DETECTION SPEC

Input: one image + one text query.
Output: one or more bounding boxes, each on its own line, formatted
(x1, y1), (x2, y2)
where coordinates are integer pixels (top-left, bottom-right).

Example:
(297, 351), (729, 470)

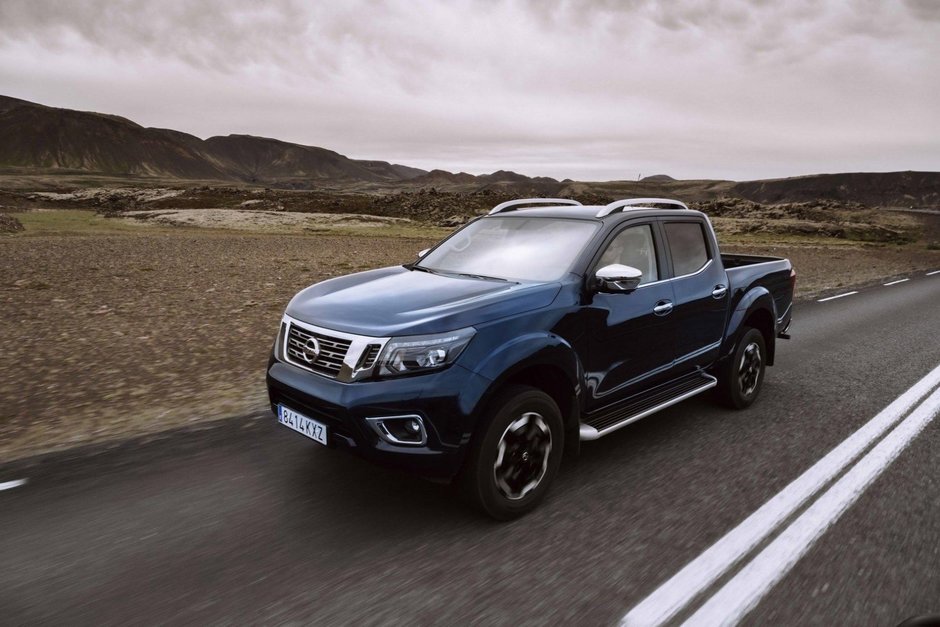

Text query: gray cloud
(0, 0), (937, 180)
(903, 0), (940, 21)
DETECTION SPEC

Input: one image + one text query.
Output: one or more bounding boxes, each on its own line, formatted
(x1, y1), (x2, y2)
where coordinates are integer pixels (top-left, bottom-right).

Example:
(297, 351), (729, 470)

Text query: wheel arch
(465, 335), (582, 461)
(722, 287), (778, 366)
(742, 307), (775, 366)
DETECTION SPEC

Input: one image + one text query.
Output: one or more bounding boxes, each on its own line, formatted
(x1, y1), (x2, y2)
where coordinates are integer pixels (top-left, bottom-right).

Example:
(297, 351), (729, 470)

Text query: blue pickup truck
(267, 198), (795, 518)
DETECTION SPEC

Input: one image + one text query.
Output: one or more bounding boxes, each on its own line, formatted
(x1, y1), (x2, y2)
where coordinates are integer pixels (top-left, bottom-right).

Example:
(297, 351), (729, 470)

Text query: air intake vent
(358, 344), (381, 370)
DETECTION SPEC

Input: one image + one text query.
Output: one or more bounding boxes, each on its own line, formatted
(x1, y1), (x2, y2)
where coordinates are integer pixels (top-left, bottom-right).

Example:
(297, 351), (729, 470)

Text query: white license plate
(277, 405), (328, 446)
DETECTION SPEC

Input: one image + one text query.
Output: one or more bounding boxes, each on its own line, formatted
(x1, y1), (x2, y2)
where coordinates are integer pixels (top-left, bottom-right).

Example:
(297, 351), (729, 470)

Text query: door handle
(653, 300), (673, 316)
(712, 285), (728, 299)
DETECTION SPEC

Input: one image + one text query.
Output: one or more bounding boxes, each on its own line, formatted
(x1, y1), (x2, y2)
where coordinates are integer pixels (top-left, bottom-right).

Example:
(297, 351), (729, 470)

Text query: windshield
(417, 216), (600, 282)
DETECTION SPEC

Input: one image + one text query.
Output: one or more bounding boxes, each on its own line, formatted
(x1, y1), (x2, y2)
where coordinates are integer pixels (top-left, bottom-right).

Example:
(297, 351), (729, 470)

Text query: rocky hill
(1, 94), (938, 206)
(202, 135), (391, 183)
(0, 95), (231, 180)
(0, 95), (427, 186)
(732, 171), (940, 208)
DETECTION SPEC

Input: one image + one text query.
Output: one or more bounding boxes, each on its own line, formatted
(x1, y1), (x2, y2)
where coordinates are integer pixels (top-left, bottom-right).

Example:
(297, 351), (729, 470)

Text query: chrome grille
(285, 323), (352, 378)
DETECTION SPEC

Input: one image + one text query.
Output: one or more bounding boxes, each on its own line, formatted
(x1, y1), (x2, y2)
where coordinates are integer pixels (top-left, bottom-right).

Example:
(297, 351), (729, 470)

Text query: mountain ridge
(1, 94), (938, 207)
(0, 95), (431, 185)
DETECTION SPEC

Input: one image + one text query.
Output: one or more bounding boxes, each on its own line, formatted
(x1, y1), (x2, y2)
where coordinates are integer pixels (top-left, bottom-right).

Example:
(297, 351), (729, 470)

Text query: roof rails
(488, 198), (583, 215)
(596, 198), (689, 218)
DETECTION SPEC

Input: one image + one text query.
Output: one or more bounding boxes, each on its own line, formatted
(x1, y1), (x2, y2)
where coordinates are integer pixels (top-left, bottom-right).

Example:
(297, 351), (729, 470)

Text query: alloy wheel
(492, 412), (552, 500)
(738, 341), (762, 397)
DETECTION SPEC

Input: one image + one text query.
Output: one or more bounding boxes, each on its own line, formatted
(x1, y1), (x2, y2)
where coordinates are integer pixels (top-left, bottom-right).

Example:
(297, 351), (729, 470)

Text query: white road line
(883, 278), (910, 286)
(621, 362), (940, 627)
(685, 385), (940, 626)
(0, 479), (28, 491)
(817, 291), (858, 302)
(927, 270), (940, 276)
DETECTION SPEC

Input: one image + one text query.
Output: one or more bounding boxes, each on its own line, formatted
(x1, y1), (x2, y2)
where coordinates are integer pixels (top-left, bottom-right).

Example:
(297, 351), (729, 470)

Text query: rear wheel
(463, 385), (563, 520)
(717, 327), (766, 409)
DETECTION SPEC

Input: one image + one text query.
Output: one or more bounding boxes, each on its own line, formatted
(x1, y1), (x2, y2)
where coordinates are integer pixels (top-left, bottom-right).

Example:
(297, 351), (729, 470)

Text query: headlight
(377, 327), (475, 376)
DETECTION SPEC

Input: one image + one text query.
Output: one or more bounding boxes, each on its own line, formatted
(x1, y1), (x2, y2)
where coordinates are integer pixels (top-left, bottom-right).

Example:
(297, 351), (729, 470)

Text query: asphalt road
(2, 272), (939, 626)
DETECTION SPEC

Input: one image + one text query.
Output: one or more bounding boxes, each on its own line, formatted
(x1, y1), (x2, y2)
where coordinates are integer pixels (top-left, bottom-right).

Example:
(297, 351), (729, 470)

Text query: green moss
(13, 210), (173, 236)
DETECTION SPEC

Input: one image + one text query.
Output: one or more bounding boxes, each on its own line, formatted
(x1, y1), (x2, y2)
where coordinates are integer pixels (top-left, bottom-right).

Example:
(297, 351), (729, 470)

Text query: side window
(597, 224), (659, 285)
(664, 222), (710, 276)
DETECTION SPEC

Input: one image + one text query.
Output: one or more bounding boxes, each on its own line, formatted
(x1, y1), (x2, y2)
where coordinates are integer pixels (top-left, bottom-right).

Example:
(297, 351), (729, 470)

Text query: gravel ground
(1, 230), (436, 462)
(2, 219), (938, 462)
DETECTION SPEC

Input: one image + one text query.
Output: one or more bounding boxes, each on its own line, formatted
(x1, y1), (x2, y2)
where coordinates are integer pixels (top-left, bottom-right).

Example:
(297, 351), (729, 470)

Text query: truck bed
(722, 254), (794, 328)
(721, 253), (786, 269)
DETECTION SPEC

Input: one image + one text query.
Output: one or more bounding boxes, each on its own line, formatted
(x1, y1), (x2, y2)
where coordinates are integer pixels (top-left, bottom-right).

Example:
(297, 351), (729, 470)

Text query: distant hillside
(355, 160), (426, 181)
(203, 135), (388, 183)
(732, 171), (940, 207)
(0, 95), (231, 180)
(0, 95), (428, 185)
(408, 169), (479, 186)
(1, 94), (938, 205)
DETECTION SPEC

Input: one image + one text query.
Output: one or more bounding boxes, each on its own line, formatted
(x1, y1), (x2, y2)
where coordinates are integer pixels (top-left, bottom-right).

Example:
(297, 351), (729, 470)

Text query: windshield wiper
(454, 273), (510, 282)
(412, 266), (510, 282)
(410, 265), (441, 275)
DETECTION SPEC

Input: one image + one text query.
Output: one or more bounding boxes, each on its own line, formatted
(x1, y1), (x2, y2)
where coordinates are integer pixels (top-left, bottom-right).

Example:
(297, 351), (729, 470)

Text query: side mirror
(596, 264), (643, 293)
(417, 248), (430, 258)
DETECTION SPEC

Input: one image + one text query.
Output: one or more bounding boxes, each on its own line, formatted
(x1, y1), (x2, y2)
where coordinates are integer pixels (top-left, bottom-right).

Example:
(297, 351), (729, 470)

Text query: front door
(585, 223), (678, 409)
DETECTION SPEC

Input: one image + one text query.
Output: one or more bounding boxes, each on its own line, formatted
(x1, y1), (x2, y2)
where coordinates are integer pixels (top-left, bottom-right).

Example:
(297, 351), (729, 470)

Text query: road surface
(2, 271), (939, 626)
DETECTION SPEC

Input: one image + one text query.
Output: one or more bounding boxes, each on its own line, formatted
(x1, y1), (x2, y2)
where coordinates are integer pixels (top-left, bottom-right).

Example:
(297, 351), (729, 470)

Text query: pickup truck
(267, 198), (795, 519)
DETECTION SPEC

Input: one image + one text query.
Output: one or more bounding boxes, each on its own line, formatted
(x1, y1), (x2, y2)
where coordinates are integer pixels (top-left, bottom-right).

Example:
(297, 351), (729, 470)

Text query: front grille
(285, 323), (352, 378)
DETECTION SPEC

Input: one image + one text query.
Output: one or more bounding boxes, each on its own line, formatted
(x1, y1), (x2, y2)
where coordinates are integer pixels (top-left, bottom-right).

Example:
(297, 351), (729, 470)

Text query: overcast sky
(0, 0), (937, 181)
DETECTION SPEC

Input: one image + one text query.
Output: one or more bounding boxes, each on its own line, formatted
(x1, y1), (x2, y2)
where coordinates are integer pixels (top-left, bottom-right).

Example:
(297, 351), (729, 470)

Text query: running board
(579, 373), (717, 441)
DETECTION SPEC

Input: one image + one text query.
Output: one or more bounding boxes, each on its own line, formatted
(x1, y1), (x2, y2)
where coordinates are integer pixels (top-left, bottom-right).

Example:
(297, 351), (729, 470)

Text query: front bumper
(266, 356), (492, 481)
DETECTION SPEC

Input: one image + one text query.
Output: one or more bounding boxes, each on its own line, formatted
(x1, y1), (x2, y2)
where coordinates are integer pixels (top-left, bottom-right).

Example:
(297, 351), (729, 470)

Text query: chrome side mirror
(417, 248), (430, 258)
(596, 264), (643, 293)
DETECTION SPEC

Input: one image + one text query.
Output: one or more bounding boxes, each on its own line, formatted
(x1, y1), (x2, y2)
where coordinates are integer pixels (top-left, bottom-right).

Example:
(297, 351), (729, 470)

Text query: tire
(716, 327), (766, 409)
(463, 385), (564, 520)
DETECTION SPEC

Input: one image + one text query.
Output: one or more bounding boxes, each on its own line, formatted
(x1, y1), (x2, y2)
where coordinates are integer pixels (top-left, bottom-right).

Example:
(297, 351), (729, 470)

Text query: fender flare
(460, 332), (583, 432)
(721, 287), (778, 365)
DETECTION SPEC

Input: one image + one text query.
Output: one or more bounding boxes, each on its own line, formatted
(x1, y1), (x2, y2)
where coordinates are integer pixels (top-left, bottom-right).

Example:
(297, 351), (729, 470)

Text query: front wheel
(463, 385), (563, 520)
(717, 327), (766, 409)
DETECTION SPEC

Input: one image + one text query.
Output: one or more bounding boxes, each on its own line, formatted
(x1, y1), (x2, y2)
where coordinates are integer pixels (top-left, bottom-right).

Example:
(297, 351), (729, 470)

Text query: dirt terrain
(1, 216), (440, 462)
(2, 193), (939, 463)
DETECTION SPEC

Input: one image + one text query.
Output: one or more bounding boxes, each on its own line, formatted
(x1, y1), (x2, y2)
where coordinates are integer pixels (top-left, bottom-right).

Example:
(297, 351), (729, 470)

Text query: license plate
(277, 405), (328, 446)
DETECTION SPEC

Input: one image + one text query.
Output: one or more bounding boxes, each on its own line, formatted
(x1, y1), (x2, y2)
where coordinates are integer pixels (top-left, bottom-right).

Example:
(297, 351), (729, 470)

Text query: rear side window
(664, 222), (710, 276)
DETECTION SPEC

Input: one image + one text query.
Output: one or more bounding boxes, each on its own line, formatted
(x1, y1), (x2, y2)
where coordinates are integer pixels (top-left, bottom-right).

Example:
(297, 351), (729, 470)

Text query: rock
(0, 213), (25, 233)
(439, 215), (467, 227)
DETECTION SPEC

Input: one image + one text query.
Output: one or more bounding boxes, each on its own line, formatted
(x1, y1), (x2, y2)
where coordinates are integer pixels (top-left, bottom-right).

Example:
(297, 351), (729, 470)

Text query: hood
(285, 266), (561, 337)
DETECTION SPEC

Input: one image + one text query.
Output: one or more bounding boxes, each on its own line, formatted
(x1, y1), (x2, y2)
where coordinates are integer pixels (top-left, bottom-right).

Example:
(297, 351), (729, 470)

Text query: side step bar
(579, 373), (717, 441)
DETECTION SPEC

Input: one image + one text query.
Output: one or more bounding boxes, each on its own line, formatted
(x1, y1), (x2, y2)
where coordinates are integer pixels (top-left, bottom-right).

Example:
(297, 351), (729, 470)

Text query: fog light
(366, 415), (427, 446)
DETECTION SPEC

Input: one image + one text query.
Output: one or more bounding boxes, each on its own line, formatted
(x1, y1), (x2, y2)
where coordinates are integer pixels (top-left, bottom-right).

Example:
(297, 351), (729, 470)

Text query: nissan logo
(301, 337), (321, 363)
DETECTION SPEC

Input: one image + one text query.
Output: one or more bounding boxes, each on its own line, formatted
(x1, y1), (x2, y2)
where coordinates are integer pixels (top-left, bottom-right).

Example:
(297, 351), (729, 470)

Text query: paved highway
(2, 271), (939, 626)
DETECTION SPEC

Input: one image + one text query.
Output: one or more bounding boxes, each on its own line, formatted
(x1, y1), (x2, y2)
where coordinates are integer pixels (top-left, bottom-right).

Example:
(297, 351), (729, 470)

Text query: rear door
(585, 221), (678, 407)
(661, 219), (728, 370)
